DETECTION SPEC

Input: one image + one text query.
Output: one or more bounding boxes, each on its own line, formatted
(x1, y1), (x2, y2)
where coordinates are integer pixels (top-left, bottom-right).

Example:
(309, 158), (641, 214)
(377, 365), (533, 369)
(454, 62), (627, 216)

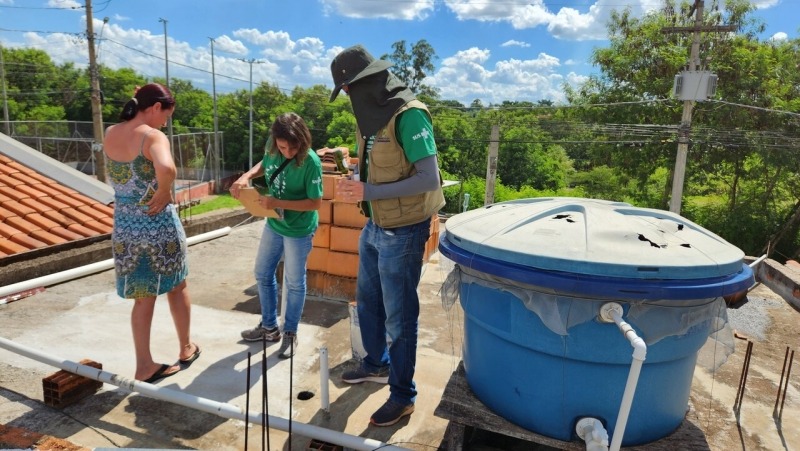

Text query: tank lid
(442, 198), (746, 280)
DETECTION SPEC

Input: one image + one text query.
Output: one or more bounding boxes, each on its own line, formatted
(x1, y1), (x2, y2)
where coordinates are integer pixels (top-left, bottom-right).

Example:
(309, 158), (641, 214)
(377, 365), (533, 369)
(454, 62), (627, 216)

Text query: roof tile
(0, 222), (23, 238)
(49, 226), (84, 241)
(5, 216), (39, 234)
(4, 200), (37, 217)
(1, 146), (116, 259)
(30, 229), (68, 246)
(37, 197), (71, 211)
(25, 213), (60, 231)
(54, 194), (85, 209)
(42, 210), (76, 226)
(16, 184), (48, 199)
(0, 185), (25, 202)
(61, 207), (93, 224)
(0, 238), (27, 254)
(10, 233), (46, 250)
(84, 220), (113, 235)
(67, 223), (100, 237)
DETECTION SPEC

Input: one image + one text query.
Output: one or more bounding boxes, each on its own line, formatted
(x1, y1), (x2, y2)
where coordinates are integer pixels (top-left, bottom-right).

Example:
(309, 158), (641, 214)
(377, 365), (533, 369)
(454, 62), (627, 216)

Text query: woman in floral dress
(103, 83), (200, 383)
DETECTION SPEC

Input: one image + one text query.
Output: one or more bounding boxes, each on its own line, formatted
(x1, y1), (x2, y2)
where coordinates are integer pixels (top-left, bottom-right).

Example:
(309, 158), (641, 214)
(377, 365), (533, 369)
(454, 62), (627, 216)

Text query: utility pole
(240, 58), (263, 169)
(484, 125), (499, 206)
(159, 17), (178, 201)
(662, 0), (734, 213)
(86, 0), (106, 182)
(159, 18), (174, 159)
(0, 43), (10, 135)
(209, 38), (221, 192)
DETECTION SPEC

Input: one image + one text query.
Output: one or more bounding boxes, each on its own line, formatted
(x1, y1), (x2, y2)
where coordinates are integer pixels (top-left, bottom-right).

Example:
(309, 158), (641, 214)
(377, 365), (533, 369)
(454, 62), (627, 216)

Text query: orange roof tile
(30, 229), (69, 246)
(0, 143), (116, 258)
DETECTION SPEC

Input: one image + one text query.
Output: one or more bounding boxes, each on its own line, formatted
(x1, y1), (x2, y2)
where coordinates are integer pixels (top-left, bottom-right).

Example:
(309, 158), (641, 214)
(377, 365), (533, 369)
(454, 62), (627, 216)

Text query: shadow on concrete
(4, 388), (134, 449)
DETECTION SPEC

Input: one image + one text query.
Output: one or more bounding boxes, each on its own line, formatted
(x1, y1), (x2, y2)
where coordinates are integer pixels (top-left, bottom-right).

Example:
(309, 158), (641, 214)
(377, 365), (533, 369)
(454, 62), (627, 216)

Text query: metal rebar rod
(774, 347), (790, 416)
(735, 341), (754, 414)
(778, 350), (794, 419)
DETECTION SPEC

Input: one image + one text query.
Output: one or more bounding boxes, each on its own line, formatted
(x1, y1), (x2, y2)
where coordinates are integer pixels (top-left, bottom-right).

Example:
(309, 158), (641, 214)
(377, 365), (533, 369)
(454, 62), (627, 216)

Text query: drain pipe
(0, 227), (231, 298)
(319, 347), (330, 412)
(575, 417), (609, 451)
(0, 336), (404, 451)
(599, 302), (647, 451)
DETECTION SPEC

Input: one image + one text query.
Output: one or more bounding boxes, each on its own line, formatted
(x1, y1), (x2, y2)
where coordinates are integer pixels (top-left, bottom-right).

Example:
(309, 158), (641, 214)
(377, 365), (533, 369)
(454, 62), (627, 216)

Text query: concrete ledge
(754, 258), (800, 311)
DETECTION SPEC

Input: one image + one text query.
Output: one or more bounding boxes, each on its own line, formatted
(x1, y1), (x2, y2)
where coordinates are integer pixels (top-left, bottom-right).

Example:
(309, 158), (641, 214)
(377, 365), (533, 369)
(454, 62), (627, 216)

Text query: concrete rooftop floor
(0, 216), (799, 450)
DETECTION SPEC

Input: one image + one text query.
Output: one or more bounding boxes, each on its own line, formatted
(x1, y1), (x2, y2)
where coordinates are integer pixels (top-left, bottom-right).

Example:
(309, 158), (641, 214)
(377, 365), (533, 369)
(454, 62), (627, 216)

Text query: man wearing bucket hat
(330, 44), (445, 427)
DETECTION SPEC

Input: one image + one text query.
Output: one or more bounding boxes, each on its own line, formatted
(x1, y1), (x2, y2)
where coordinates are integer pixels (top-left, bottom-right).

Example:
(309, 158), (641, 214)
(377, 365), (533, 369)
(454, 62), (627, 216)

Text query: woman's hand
(229, 177), (249, 199)
(147, 188), (174, 216)
(258, 195), (275, 209)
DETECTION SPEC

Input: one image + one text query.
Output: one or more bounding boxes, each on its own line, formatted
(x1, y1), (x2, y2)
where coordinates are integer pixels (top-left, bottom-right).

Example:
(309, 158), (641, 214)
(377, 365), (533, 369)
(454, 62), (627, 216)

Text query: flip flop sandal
(143, 363), (178, 384)
(179, 343), (201, 365)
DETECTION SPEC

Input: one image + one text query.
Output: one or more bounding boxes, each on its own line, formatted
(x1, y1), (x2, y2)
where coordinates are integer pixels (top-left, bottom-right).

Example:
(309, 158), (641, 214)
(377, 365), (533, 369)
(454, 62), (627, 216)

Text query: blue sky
(0, 0), (796, 105)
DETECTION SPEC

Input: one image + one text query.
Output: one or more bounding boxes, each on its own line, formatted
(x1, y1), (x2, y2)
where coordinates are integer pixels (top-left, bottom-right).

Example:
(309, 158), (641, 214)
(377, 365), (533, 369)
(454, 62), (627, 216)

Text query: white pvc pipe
(319, 346), (330, 412)
(0, 336), (405, 451)
(600, 302), (647, 451)
(748, 254), (767, 269)
(0, 227), (231, 298)
(575, 417), (609, 451)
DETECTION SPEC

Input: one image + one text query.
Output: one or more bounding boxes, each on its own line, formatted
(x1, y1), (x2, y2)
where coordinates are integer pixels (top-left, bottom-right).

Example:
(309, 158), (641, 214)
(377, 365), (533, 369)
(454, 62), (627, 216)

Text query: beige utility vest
(356, 100), (446, 228)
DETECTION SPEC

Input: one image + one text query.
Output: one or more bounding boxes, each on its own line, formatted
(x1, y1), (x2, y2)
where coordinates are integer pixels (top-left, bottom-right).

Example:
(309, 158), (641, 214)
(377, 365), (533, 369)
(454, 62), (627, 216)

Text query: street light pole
(239, 58), (263, 169)
(209, 38), (221, 192)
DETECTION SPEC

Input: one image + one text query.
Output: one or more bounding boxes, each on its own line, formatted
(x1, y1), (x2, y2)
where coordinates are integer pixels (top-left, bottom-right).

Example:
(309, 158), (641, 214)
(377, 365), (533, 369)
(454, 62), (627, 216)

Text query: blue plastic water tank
(439, 198), (754, 446)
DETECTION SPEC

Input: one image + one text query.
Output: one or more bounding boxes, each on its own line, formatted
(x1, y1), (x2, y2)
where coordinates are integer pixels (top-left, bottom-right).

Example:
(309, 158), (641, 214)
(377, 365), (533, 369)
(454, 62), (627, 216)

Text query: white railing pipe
(0, 335), (404, 451)
(599, 302), (647, 451)
(0, 227), (231, 298)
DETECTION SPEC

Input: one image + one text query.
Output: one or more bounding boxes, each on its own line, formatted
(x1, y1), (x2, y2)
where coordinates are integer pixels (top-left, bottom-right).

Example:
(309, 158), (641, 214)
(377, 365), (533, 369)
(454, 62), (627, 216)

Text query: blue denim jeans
(254, 223), (313, 333)
(356, 218), (430, 405)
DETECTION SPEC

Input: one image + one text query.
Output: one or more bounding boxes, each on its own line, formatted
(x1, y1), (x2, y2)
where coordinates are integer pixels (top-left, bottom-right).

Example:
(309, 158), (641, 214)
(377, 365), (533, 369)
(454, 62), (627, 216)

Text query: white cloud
(0, 0), (14, 5)
(752, 0), (780, 8)
(320, 0), (434, 20)
(426, 47), (570, 104)
(771, 32), (788, 41)
(443, 0), (661, 41)
(501, 40), (530, 48)
(46, 0), (81, 9)
(213, 35), (248, 56)
(112, 14), (130, 22)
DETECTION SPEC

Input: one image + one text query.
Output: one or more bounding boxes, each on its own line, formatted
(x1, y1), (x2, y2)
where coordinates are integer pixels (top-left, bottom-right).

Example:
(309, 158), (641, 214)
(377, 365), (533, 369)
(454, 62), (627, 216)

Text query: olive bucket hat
(329, 45), (392, 102)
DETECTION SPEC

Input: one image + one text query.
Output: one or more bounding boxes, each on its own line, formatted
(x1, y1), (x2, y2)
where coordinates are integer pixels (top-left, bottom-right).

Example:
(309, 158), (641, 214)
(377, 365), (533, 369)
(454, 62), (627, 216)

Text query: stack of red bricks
(304, 173), (440, 301)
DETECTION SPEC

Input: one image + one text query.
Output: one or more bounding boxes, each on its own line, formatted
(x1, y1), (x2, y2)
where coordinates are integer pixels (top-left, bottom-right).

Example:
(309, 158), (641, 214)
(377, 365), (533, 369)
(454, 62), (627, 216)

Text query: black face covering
(347, 71), (417, 139)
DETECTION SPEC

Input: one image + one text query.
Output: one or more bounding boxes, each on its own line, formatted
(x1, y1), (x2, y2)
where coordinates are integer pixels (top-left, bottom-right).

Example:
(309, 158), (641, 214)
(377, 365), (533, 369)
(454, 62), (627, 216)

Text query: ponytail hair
(119, 83), (176, 121)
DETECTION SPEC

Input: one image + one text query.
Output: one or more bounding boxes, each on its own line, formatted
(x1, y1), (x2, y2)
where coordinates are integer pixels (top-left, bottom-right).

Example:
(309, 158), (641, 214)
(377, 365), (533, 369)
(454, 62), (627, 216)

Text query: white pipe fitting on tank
(576, 417), (609, 451)
(599, 302), (648, 451)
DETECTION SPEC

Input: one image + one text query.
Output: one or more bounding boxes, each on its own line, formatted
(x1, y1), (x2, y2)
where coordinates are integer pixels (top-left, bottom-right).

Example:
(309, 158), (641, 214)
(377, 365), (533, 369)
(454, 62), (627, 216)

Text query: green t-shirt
(261, 150), (323, 237)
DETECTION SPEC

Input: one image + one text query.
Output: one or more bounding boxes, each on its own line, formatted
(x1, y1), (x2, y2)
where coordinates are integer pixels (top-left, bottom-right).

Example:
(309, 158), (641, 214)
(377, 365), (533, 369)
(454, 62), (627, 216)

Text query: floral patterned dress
(107, 130), (187, 299)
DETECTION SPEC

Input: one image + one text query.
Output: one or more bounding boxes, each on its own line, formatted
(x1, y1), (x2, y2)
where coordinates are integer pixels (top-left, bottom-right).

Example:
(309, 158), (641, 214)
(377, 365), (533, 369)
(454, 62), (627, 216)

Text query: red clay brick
(84, 220), (112, 235)
(15, 184), (48, 199)
(0, 222), (23, 238)
(23, 213), (60, 231)
(5, 215), (39, 233)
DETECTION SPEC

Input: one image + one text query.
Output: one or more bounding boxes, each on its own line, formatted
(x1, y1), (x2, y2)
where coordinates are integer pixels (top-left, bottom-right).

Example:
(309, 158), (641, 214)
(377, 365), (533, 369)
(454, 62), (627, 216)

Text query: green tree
(382, 39), (438, 97)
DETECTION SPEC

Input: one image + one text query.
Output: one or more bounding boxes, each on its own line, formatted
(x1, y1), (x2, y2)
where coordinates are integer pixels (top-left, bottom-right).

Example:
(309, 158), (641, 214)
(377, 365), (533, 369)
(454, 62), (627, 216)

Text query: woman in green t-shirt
(229, 113), (323, 358)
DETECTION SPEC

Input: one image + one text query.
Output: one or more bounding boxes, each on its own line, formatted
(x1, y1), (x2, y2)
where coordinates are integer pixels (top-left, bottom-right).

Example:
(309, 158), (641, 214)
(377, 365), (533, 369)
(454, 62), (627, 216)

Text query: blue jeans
(254, 223), (313, 333)
(356, 218), (430, 405)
